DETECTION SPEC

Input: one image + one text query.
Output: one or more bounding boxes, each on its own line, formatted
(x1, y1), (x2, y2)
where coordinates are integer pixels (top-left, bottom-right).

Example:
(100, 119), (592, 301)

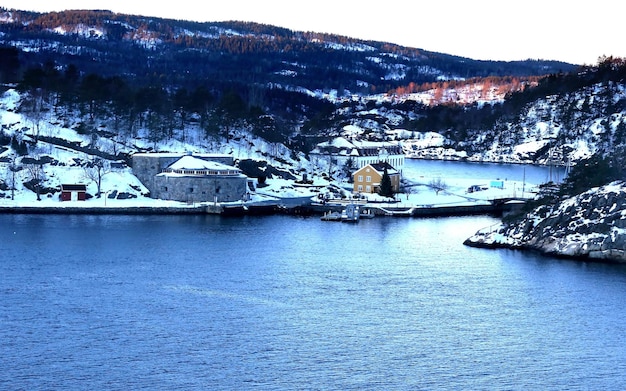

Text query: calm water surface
(1, 212), (626, 390)
(403, 158), (567, 185)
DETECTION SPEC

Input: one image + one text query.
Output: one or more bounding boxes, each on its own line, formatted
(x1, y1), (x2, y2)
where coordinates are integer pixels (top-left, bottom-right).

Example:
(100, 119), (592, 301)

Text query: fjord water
(3, 213), (626, 390)
(2, 162), (625, 390)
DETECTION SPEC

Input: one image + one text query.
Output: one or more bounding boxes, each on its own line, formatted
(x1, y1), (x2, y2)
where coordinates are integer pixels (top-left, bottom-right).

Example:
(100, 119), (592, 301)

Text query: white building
(310, 137), (405, 172)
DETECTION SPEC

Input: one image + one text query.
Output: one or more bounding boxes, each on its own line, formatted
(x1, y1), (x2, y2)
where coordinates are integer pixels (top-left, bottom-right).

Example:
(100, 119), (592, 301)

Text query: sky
(2, 0), (624, 65)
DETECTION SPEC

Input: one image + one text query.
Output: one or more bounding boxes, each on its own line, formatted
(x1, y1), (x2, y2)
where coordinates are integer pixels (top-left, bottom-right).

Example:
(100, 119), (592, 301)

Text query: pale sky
(2, 0), (623, 65)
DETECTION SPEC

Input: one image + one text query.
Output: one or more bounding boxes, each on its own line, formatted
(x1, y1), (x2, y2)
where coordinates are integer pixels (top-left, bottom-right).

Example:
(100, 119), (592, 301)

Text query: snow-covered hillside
(0, 86), (551, 209)
(0, 8), (576, 103)
(477, 81), (626, 164)
(2, 69), (625, 207)
(335, 77), (626, 167)
(0, 88), (326, 205)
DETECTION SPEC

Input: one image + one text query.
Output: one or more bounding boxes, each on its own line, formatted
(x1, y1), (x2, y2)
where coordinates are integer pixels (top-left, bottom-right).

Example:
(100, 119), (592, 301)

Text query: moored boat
(321, 211), (343, 221)
(340, 204), (360, 223)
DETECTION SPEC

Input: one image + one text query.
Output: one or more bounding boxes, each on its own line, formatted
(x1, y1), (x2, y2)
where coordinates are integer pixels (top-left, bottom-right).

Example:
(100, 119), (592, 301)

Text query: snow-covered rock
(464, 181), (626, 262)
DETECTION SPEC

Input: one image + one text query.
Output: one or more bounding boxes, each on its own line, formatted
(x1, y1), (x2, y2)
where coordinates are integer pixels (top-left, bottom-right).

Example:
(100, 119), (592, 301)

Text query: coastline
(463, 237), (626, 264)
(0, 198), (516, 217)
(0, 205), (210, 215)
(0, 175), (534, 217)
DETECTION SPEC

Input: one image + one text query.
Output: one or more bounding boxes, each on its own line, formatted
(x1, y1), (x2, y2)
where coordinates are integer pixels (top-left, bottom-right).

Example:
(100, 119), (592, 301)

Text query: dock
(0, 196), (527, 218)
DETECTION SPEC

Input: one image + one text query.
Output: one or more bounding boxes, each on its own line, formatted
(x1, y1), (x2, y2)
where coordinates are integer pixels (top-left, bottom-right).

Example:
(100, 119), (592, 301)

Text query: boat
(359, 209), (375, 219)
(320, 211), (343, 221)
(321, 204), (371, 222)
(340, 204), (360, 223)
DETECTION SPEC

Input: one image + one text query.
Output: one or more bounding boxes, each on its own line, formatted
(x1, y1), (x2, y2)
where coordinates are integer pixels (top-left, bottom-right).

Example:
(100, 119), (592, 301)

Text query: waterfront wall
(153, 174), (248, 203)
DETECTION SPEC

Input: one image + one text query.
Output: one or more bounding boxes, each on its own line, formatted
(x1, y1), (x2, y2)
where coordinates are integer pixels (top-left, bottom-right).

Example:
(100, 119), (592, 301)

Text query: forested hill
(0, 8), (576, 94)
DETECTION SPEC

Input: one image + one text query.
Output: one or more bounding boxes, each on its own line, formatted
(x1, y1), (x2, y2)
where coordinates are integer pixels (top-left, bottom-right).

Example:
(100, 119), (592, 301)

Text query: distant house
(352, 162), (401, 194)
(60, 184), (87, 201)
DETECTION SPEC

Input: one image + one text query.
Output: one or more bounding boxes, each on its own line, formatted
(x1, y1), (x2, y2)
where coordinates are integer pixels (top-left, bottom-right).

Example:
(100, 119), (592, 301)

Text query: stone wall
(153, 174), (248, 203)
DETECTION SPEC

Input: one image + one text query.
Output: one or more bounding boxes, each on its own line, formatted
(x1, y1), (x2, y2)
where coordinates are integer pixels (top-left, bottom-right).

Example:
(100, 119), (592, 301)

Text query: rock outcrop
(465, 181), (626, 262)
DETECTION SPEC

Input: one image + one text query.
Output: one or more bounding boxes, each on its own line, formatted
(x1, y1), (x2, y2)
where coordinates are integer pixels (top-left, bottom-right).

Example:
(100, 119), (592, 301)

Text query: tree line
(12, 59), (338, 153)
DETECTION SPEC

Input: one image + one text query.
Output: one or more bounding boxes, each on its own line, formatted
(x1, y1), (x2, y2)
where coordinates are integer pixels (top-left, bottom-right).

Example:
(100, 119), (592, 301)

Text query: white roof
(133, 152), (230, 158)
(167, 155), (238, 171)
(316, 137), (399, 150)
(316, 137), (356, 149)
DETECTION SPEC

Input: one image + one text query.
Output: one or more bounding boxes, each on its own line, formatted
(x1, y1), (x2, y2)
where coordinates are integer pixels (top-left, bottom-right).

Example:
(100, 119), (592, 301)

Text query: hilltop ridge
(0, 8), (575, 93)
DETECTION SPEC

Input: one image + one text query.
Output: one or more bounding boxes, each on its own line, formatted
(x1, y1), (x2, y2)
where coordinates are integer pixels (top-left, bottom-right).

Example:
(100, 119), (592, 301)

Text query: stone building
(132, 153), (248, 203)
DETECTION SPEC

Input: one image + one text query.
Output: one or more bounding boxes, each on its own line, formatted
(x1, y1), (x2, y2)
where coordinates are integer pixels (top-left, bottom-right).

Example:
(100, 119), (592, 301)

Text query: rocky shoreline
(464, 181), (626, 263)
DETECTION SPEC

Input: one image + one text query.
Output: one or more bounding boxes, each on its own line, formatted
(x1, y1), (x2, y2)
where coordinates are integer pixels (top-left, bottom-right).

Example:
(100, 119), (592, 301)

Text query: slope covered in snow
(0, 88), (323, 206)
(0, 87), (542, 210)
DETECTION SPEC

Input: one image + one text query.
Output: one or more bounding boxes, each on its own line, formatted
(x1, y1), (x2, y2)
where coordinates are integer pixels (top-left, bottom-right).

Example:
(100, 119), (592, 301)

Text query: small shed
(60, 184), (87, 201)
(490, 180), (504, 189)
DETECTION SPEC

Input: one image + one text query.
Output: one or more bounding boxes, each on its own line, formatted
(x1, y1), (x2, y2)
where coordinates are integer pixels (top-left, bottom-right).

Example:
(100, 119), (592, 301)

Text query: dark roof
(369, 162), (398, 174)
(61, 184), (87, 191)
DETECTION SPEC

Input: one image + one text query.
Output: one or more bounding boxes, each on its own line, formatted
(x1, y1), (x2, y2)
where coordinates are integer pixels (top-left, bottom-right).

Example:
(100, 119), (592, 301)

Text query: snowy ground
(0, 169), (538, 211)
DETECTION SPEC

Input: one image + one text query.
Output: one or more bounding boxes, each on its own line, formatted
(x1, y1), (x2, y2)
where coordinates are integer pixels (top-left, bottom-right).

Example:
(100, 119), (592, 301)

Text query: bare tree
(429, 177), (449, 195)
(26, 161), (45, 201)
(83, 158), (110, 198)
(401, 184), (416, 200)
(19, 89), (46, 142)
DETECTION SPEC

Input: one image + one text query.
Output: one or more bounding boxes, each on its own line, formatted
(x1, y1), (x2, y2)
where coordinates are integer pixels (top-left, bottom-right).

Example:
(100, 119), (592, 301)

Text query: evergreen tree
(343, 156), (356, 181)
(10, 135), (19, 151)
(379, 166), (394, 197)
(11, 136), (28, 155)
(558, 152), (618, 197)
(0, 46), (21, 84)
(0, 131), (10, 146)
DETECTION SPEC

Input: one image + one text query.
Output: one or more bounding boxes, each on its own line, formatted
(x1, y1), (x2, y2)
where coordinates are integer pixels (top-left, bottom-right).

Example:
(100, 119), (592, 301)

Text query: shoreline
(463, 237), (626, 264)
(0, 205), (210, 215)
(0, 199), (515, 217)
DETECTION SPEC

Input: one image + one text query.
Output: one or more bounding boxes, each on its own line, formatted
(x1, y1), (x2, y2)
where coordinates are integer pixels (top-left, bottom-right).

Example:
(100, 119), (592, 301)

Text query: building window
(164, 186), (168, 191)
(358, 185), (363, 192)
(358, 175), (363, 182)
(366, 176), (371, 182)
(188, 187), (194, 193)
(366, 185), (371, 193)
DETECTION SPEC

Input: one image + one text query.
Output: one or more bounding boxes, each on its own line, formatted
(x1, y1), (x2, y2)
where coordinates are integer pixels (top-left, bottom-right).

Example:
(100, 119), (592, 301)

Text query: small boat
(340, 204), (360, 223)
(359, 209), (375, 219)
(321, 204), (369, 222)
(321, 211), (342, 221)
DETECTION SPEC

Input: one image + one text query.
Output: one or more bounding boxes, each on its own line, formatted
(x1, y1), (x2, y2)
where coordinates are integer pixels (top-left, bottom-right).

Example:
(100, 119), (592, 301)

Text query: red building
(60, 184), (87, 201)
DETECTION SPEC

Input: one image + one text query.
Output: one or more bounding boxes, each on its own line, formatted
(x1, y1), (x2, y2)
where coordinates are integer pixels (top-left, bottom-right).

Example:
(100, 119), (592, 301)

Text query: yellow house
(352, 162), (401, 194)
